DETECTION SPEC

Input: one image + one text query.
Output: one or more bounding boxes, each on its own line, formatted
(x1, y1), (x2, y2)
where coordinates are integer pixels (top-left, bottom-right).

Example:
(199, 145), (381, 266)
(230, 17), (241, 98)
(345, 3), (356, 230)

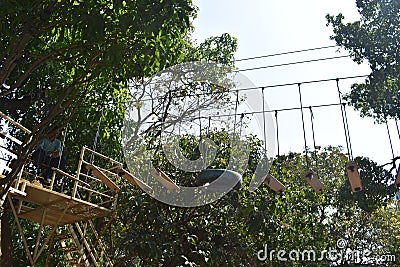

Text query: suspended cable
(261, 88), (267, 153)
(71, 75), (371, 109)
(274, 110), (282, 176)
(297, 83), (310, 168)
(139, 102), (345, 126)
(395, 120), (400, 141)
(90, 108), (104, 164)
(336, 79), (353, 161)
(238, 55), (349, 72)
(235, 45), (338, 62)
(309, 106), (319, 175)
(386, 122), (396, 164)
(233, 90), (239, 135)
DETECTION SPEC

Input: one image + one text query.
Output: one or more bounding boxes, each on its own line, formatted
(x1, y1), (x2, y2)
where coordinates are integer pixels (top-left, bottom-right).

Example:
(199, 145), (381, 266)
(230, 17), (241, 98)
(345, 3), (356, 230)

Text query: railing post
(73, 147), (86, 198)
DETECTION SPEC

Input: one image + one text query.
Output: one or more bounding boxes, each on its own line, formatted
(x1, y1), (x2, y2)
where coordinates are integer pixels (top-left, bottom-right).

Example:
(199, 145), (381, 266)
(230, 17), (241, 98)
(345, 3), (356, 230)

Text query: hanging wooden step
(150, 168), (180, 190)
(85, 164), (120, 192)
(346, 162), (362, 192)
(303, 170), (324, 193)
(117, 168), (152, 190)
(262, 174), (285, 194)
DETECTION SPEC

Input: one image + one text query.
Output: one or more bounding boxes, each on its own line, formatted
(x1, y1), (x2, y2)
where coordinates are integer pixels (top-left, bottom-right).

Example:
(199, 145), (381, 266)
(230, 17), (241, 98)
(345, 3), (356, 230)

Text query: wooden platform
(9, 182), (111, 226)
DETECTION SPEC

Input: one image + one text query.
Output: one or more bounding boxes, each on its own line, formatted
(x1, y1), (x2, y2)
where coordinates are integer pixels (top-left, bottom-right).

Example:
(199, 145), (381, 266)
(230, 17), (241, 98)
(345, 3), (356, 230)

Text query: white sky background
(191, 0), (400, 167)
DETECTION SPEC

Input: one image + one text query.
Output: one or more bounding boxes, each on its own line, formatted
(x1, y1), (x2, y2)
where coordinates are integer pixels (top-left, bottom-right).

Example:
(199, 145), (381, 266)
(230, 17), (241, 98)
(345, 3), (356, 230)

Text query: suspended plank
(85, 164), (120, 192)
(303, 170), (324, 193)
(117, 168), (152, 191)
(346, 162), (362, 192)
(150, 168), (180, 190)
(262, 174), (285, 194)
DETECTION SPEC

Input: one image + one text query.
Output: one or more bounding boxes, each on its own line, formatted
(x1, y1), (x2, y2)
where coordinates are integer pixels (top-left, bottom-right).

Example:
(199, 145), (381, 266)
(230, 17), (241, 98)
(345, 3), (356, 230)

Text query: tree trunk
(0, 212), (13, 267)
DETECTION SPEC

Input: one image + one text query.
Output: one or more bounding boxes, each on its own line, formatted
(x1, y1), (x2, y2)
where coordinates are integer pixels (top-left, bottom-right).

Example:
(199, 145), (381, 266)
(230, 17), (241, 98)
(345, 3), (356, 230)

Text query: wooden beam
(150, 168), (180, 190)
(303, 170), (324, 193)
(117, 168), (152, 191)
(85, 164), (120, 192)
(83, 147), (122, 165)
(262, 174), (285, 194)
(346, 162), (362, 192)
(0, 111), (31, 134)
(0, 129), (22, 145)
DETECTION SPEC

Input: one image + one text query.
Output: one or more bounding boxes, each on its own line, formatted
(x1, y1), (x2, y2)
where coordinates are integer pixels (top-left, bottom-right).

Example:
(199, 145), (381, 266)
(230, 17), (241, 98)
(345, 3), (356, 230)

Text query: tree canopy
(326, 0), (400, 122)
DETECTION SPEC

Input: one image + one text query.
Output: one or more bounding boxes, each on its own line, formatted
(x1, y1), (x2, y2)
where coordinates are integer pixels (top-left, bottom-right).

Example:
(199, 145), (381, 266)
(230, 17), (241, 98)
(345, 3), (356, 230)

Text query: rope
(309, 107), (319, 174)
(261, 88), (267, 153)
(235, 45), (338, 62)
(90, 108), (104, 164)
(336, 79), (353, 161)
(275, 111), (280, 157)
(395, 120), (400, 141)
(238, 55), (349, 72)
(298, 84), (310, 168)
(342, 103), (353, 159)
(386, 122), (396, 168)
(233, 90), (239, 136)
(275, 110), (282, 175)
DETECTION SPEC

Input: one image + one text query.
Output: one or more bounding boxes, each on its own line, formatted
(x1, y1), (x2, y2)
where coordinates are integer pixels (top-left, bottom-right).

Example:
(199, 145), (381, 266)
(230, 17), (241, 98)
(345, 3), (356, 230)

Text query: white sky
(191, 0), (399, 167)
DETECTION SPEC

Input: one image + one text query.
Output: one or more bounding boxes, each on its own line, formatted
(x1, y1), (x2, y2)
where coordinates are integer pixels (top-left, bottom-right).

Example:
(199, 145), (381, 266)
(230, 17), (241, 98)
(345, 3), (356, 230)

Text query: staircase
(57, 220), (113, 267)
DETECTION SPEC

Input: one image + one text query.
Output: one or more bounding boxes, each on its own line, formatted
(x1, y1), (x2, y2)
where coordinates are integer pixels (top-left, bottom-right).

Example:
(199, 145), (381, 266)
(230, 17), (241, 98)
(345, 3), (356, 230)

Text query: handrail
(83, 147), (122, 165)
(51, 168), (91, 187)
(0, 111), (31, 134)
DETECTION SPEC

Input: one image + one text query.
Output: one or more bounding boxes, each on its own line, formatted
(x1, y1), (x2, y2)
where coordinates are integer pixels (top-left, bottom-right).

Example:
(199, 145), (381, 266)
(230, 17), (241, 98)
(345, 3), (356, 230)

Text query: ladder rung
(67, 258), (84, 265)
(56, 233), (73, 241)
(60, 246), (79, 253)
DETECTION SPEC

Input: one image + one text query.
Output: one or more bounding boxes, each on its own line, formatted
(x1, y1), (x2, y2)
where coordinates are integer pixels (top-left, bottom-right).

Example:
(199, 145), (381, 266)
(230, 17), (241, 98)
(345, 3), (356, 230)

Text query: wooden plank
(263, 174), (285, 194)
(83, 147), (122, 165)
(0, 146), (17, 159)
(16, 198), (111, 226)
(0, 162), (12, 173)
(0, 130), (22, 145)
(150, 168), (180, 190)
(117, 168), (152, 190)
(52, 167), (90, 187)
(0, 111), (31, 134)
(303, 170), (324, 193)
(85, 164), (120, 192)
(346, 162), (362, 192)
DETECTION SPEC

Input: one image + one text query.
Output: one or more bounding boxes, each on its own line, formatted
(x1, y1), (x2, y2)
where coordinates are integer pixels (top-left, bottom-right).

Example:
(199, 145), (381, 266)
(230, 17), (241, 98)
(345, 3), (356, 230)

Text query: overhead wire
(336, 79), (353, 161)
(238, 55), (349, 72)
(297, 84), (310, 168)
(123, 74), (369, 105)
(235, 45), (338, 62)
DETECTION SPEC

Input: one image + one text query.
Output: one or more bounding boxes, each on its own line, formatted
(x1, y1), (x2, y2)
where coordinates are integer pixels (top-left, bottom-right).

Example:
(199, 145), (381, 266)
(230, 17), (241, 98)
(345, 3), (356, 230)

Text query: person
(32, 126), (66, 184)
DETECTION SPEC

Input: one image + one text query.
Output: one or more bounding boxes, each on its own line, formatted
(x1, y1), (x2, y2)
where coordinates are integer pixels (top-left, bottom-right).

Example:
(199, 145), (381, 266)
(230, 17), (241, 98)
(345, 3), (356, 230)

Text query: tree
(326, 0), (400, 122)
(111, 128), (400, 266)
(0, 0), (239, 265)
(0, 0), (198, 191)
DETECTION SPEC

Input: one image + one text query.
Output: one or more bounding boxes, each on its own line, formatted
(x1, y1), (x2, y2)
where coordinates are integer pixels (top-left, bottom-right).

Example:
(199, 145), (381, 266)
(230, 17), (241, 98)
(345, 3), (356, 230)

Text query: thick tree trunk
(0, 212), (13, 267)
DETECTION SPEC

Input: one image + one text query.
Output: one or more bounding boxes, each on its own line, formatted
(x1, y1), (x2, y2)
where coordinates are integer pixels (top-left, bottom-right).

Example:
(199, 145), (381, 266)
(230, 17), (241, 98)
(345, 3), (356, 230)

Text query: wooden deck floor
(9, 181), (111, 226)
